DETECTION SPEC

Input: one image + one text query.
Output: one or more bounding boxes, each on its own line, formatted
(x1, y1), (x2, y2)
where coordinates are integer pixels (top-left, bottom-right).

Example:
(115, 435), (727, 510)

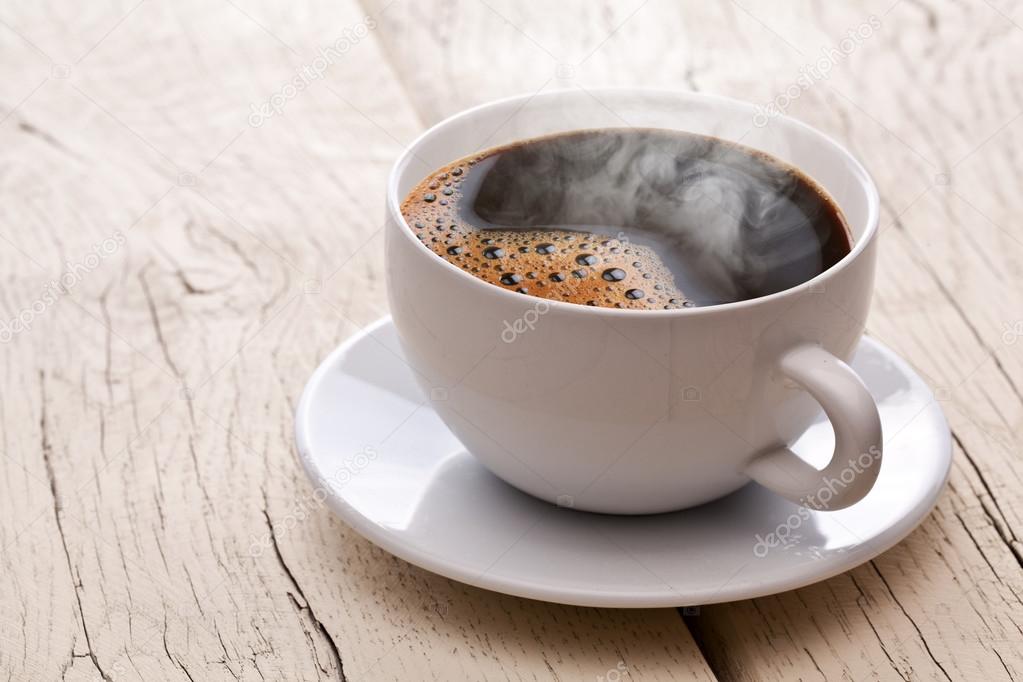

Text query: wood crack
(882, 195), (1023, 407)
(869, 561), (953, 681)
(849, 573), (911, 681)
(678, 609), (729, 682)
(802, 647), (825, 680)
(952, 511), (1023, 609)
(351, 0), (435, 128)
(138, 264), (183, 381)
(16, 120), (83, 161)
(261, 503), (346, 681)
(163, 613), (198, 682)
(993, 649), (1015, 681)
(40, 371), (112, 682)
(954, 432), (1023, 571)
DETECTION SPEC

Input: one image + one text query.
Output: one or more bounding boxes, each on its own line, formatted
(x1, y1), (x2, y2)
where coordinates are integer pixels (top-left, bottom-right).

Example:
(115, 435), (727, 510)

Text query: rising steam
(467, 129), (840, 304)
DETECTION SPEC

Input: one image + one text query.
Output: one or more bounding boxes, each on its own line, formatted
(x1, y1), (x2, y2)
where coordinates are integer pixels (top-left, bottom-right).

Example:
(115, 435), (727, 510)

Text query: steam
(468, 129), (834, 304)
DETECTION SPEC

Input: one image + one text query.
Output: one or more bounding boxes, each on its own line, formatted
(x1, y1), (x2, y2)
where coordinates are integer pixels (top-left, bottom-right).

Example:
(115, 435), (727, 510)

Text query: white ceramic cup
(385, 89), (881, 515)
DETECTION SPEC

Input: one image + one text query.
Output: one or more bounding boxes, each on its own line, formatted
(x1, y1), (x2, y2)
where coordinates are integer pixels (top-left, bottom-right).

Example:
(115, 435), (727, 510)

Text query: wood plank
(0, 0), (715, 679)
(365, 0), (1023, 679)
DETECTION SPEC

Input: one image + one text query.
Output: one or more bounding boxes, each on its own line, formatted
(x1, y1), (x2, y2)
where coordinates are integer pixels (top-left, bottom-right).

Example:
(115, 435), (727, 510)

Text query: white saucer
(295, 317), (951, 608)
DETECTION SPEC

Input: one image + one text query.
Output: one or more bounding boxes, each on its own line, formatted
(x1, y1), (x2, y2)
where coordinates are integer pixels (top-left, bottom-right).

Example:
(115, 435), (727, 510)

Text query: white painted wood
(2, 0), (1020, 678)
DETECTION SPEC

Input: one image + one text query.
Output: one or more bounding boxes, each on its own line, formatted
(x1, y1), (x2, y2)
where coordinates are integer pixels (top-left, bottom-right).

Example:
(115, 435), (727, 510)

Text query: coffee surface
(401, 129), (851, 310)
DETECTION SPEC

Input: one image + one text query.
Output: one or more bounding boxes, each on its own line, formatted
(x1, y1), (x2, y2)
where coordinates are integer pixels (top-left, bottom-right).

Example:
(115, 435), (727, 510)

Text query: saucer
(295, 317), (952, 608)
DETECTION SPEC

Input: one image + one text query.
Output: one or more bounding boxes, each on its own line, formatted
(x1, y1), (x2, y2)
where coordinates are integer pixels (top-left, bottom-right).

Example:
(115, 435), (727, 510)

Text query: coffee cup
(385, 88), (881, 514)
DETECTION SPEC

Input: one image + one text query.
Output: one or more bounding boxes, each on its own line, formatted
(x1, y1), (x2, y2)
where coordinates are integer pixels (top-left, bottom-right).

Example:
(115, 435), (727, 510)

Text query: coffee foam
(400, 160), (690, 310)
(400, 129), (850, 311)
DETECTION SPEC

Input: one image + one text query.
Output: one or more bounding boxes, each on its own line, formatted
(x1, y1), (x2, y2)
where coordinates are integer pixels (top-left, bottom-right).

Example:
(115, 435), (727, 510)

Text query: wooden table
(2, 0), (1020, 679)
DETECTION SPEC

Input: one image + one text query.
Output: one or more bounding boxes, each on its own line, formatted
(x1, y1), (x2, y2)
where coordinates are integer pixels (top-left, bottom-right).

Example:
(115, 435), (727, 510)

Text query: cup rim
(386, 87), (880, 318)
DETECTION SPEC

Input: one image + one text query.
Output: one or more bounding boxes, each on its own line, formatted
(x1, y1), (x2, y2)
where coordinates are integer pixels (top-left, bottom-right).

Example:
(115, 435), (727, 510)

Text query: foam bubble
(401, 167), (690, 309)
(399, 129), (849, 310)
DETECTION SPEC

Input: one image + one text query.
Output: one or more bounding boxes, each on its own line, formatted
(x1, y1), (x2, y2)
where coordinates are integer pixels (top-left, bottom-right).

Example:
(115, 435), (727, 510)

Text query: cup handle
(743, 344), (883, 511)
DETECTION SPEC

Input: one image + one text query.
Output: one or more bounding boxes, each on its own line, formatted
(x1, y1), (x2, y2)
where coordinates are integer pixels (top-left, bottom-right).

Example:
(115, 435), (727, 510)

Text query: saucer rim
(295, 316), (952, 608)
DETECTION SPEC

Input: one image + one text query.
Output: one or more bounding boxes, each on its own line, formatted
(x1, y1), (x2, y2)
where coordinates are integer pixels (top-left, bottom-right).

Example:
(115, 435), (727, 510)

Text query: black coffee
(401, 129), (851, 310)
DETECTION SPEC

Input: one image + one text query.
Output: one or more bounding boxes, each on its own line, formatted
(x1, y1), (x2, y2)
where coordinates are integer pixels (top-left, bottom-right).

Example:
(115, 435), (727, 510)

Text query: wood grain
(0, 0), (715, 680)
(365, 0), (1023, 680)
(1, 0), (1021, 679)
